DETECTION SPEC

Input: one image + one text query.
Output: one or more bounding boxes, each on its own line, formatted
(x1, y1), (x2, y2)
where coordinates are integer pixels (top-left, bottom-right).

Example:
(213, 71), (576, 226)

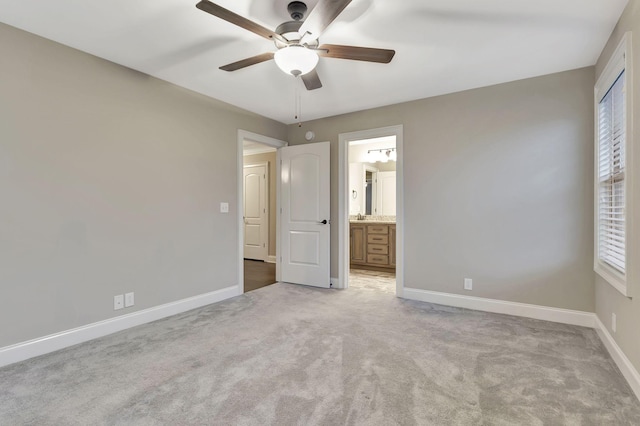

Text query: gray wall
(289, 67), (595, 312)
(0, 23), (287, 348)
(594, 0), (640, 375)
(243, 152), (277, 257)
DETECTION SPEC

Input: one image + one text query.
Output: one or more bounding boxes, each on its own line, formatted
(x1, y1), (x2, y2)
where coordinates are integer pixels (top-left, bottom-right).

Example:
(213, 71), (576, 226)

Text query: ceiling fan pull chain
(292, 78), (303, 127)
(297, 80), (303, 127)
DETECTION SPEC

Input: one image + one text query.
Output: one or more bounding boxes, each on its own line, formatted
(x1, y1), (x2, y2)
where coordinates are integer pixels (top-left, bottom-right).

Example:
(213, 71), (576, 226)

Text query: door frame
(338, 125), (404, 296)
(242, 161), (269, 261)
(237, 130), (287, 294)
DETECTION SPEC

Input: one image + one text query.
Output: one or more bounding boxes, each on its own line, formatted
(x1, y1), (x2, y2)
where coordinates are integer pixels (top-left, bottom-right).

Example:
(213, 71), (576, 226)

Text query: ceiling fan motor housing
(274, 20), (318, 48)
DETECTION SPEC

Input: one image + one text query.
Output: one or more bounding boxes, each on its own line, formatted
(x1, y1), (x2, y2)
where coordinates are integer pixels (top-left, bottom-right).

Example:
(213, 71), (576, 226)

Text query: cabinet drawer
(367, 234), (388, 245)
(367, 225), (388, 234)
(367, 254), (389, 265)
(367, 244), (389, 255)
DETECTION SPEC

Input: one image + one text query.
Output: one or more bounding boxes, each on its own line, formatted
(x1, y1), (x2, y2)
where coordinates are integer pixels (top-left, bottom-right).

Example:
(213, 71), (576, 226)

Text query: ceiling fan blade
(318, 44), (395, 63)
(219, 52), (275, 71)
(301, 69), (323, 90)
(299, 0), (353, 40)
(196, 1), (284, 43)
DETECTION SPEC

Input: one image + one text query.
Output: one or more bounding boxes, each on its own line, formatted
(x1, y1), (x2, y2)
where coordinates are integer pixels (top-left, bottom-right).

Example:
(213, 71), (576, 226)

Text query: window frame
(594, 32), (634, 297)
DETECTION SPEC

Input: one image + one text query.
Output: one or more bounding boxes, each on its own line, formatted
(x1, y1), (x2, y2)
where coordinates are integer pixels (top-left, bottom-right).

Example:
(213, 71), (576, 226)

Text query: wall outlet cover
(220, 202), (229, 213)
(114, 295), (124, 310)
(464, 278), (473, 291)
(125, 292), (135, 308)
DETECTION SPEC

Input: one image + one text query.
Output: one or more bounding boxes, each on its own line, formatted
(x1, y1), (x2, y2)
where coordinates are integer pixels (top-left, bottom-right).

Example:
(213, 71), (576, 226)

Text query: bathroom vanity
(350, 219), (396, 270)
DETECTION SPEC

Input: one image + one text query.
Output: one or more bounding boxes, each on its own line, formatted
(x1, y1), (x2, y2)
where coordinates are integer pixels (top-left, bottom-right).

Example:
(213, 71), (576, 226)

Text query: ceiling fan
(196, 0), (396, 90)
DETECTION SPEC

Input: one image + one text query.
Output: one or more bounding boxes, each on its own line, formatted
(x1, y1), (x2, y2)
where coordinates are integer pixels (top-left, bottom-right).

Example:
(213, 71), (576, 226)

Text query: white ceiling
(0, 0), (627, 124)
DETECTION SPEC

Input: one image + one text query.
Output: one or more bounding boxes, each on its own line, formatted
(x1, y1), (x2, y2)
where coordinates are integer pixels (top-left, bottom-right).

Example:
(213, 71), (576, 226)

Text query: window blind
(597, 70), (626, 274)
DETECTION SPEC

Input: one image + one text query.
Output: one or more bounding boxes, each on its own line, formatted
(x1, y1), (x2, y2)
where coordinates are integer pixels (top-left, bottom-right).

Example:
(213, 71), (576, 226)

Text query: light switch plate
(125, 292), (135, 308)
(220, 202), (229, 213)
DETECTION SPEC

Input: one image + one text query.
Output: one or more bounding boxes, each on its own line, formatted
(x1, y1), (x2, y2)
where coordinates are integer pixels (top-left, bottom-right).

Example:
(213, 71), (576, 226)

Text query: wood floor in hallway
(244, 259), (276, 293)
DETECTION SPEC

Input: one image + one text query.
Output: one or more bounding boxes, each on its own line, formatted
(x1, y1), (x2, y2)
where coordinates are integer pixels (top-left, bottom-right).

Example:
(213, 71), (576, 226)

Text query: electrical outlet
(125, 292), (135, 308)
(464, 278), (473, 291)
(612, 313), (617, 333)
(114, 295), (124, 310)
(220, 202), (229, 213)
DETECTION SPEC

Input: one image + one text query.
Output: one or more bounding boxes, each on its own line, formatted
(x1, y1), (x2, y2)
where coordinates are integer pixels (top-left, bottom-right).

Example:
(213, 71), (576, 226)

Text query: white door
(280, 142), (331, 288)
(243, 164), (268, 261)
(376, 171), (396, 216)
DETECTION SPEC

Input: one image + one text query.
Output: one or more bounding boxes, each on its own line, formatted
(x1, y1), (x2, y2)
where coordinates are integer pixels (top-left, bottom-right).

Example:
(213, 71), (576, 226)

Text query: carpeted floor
(1, 280), (639, 425)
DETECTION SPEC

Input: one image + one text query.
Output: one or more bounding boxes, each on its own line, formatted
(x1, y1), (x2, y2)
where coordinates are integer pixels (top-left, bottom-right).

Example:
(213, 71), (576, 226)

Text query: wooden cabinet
(350, 222), (396, 270)
(350, 223), (367, 265)
(389, 225), (396, 267)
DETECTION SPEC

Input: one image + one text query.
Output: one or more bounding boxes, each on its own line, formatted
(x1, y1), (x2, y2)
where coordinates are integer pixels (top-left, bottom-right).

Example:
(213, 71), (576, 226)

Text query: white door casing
(237, 130), (287, 295)
(338, 125), (403, 295)
(280, 142), (331, 288)
(243, 163), (268, 261)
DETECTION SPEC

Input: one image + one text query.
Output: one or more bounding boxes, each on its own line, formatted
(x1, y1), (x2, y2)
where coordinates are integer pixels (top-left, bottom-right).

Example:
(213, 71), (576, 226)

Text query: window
(594, 32), (633, 296)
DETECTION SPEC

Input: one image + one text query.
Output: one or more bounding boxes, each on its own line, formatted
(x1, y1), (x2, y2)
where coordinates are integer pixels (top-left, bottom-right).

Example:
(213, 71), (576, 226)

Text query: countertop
(349, 216), (396, 225)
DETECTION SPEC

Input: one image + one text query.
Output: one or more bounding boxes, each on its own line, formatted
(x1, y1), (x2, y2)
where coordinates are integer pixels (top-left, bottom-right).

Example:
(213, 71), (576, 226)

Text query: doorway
(338, 125), (404, 296)
(237, 130), (287, 294)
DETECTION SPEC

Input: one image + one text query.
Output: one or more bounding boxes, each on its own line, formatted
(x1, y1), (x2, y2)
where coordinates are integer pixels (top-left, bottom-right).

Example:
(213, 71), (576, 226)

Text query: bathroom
(348, 136), (396, 291)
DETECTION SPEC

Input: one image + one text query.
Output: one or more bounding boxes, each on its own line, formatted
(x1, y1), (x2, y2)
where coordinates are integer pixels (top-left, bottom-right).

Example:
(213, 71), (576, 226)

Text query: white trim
(595, 316), (640, 401)
(402, 288), (596, 328)
(595, 32), (630, 100)
(0, 285), (240, 368)
(243, 146), (277, 156)
(330, 277), (341, 288)
(338, 125), (404, 296)
(594, 31), (634, 298)
(266, 255), (277, 264)
(238, 130), (287, 293)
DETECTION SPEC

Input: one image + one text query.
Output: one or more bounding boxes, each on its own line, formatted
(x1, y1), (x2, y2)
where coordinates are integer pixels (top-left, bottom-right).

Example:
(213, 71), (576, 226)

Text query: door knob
(318, 220), (328, 224)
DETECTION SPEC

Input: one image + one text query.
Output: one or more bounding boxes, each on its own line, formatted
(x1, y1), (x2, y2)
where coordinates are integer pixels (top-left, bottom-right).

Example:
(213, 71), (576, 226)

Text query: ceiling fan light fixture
(274, 45), (319, 76)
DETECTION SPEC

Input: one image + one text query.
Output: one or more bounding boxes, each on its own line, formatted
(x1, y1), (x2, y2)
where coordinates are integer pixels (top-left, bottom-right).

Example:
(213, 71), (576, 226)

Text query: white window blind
(597, 70), (626, 274)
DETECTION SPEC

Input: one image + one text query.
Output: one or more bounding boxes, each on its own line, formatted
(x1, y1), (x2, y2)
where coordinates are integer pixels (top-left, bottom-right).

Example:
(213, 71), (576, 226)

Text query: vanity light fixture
(366, 147), (397, 163)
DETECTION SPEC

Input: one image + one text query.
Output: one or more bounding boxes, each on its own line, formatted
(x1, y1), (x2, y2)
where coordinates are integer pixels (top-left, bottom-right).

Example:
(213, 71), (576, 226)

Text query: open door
(280, 142), (331, 288)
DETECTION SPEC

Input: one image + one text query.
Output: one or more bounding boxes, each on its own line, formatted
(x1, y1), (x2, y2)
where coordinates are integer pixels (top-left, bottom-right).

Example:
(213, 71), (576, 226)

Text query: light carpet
(1, 280), (639, 425)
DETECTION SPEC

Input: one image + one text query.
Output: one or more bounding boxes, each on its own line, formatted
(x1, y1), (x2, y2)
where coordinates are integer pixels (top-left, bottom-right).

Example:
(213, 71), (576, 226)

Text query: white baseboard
(402, 288), (596, 328)
(0, 284), (241, 368)
(594, 316), (640, 401)
(266, 256), (277, 264)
